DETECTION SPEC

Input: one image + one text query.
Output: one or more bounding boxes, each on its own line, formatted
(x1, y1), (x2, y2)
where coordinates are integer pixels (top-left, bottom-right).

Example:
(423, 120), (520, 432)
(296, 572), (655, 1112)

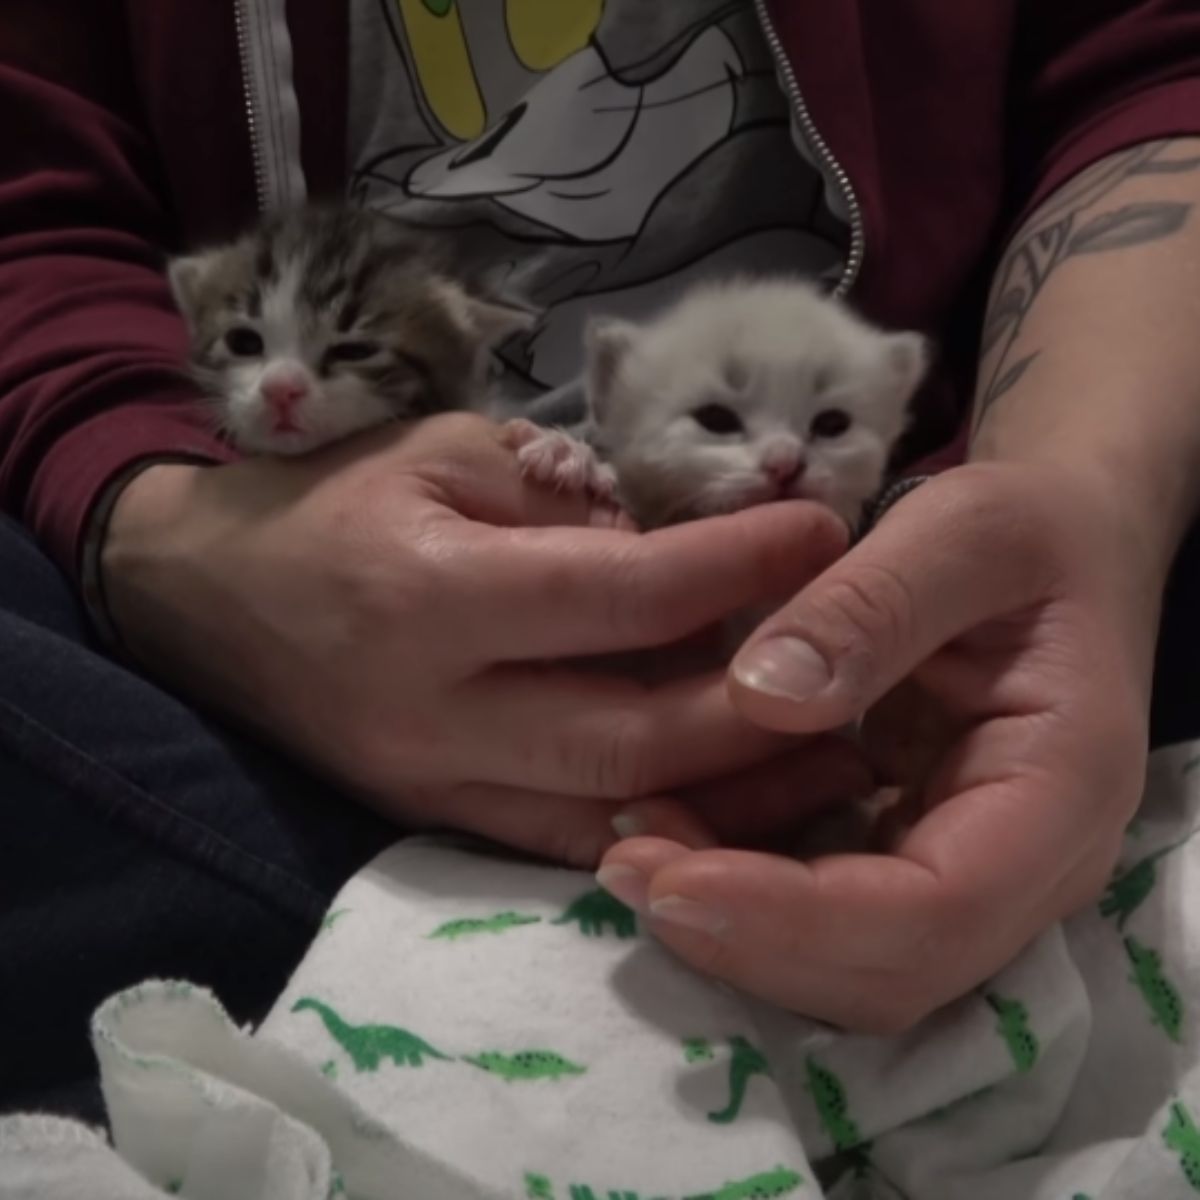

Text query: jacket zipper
(752, 0), (864, 298)
(234, 0), (269, 212)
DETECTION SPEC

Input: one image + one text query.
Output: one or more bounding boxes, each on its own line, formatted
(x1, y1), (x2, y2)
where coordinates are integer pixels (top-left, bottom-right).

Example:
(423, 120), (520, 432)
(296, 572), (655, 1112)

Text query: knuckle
(589, 713), (656, 800)
(812, 561), (919, 666)
(668, 920), (738, 979)
(601, 546), (667, 643)
(429, 409), (494, 445)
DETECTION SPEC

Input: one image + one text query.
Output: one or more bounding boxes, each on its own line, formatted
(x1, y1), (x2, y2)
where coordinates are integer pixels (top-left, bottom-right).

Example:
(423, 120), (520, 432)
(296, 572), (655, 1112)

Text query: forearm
(971, 138), (1200, 577)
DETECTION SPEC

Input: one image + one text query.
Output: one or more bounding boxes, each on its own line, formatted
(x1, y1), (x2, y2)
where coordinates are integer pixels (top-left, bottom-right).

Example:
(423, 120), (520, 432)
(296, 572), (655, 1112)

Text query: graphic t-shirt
(348, 0), (849, 407)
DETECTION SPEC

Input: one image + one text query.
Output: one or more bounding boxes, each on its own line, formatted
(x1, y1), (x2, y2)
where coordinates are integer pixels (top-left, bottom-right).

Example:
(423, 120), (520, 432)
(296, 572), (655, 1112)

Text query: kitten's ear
(467, 297), (537, 348)
(882, 332), (929, 400)
(167, 252), (218, 322)
(584, 317), (638, 423)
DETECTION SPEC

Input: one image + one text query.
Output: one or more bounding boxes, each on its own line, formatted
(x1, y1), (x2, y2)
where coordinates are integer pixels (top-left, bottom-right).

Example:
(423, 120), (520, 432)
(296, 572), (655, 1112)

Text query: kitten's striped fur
(169, 205), (534, 454)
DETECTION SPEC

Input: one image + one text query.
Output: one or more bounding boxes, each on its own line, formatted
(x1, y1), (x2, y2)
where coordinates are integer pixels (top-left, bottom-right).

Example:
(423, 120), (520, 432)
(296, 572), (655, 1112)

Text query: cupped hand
(101, 413), (861, 866)
(600, 461), (1159, 1029)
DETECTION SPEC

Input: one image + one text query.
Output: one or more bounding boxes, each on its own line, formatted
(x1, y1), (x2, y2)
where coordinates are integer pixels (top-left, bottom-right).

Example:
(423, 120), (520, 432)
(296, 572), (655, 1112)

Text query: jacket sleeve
(909, 0), (1200, 479)
(0, 3), (235, 581)
(1010, 1), (1200, 229)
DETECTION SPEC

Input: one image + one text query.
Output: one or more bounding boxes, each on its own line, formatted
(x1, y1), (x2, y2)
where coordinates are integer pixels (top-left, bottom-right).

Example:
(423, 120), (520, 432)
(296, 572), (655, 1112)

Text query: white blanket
(7, 741), (1200, 1200)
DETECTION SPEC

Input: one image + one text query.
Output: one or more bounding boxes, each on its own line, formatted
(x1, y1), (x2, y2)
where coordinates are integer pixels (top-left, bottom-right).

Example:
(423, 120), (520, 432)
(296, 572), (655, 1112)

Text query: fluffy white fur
(582, 278), (927, 528)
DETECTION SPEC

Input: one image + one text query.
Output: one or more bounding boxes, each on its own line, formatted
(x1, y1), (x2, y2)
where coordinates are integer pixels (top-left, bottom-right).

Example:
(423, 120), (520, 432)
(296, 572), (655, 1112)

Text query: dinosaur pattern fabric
(11, 745), (1200, 1197)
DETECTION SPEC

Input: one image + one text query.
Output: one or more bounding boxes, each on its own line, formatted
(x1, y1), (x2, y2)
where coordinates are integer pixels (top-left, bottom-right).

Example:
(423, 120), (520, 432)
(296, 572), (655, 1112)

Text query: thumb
(728, 471), (1051, 733)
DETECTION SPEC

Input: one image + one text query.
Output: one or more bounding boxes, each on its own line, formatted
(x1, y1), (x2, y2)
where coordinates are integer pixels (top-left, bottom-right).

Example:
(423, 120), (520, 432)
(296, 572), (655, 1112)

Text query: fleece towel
(7, 742), (1200, 1199)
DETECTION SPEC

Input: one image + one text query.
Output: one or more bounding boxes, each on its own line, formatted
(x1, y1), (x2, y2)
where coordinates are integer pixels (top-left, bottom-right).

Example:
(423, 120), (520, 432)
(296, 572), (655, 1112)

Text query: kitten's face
(586, 282), (927, 528)
(169, 208), (532, 455)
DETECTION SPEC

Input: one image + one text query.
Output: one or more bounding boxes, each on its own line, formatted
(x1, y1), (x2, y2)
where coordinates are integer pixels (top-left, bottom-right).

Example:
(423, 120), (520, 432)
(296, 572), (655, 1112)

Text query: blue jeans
(3, 513), (1200, 1120)
(0, 516), (394, 1119)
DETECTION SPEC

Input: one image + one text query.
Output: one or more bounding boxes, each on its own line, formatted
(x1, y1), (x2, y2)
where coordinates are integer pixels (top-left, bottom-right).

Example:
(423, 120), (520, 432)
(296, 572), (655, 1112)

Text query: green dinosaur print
(985, 992), (1040, 1073)
(321, 908), (350, 933)
(1101, 827), (1200, 929)
(292, 997), (452, 1072)
(805, 1056), (866, 1154)
(568, 1189), (646, 1200)
(522, 1168), (802, 1200)
(464, 1050), (587, 1082)
(1070, 1194), (1093, 1200)
(684, 1037), (715, 1064)
(1124, 937), (1184, 1043)
(320, 1059), (338, 1079)
(554, 888), (638, 938)
(526, 1173), (555, 1200)
(165, 1182), (182, 1196)
(684, 1166), (805, 1200)
(328, 1171), (348, 1199)
(429, 910), (542, 941)
(708, 1036), (771, 1125)
(1164, 1101), (1200, 1191)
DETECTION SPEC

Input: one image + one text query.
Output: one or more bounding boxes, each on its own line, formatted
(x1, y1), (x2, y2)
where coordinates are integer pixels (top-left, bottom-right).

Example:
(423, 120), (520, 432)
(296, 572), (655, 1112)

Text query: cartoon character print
(353, 0), (847, 396)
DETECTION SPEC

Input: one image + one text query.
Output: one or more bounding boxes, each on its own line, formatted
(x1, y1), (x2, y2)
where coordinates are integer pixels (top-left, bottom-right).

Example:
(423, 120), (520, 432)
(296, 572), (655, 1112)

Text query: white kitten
(511, 277), (927, 530)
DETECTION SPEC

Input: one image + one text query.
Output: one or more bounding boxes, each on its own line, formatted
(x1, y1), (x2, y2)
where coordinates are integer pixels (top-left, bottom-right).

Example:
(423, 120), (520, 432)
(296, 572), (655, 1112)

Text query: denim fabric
(0, 516), (394, 1120)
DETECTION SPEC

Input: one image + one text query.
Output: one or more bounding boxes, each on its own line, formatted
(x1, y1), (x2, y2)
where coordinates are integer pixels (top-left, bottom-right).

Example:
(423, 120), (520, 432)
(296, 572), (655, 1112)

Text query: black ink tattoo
(973, 140), (1200, 430)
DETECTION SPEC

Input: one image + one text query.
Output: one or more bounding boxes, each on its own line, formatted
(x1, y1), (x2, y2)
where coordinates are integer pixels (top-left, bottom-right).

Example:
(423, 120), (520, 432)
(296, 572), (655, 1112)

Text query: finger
(599, 840), (900, 1027)
(456, 665), (788, 799)
(637, 736), (875, 848)
(616, 844), (942, 969)
(400, 412), (637, 531)
(386, 779), (624, 870)
(613, 845), (999, 1028)
(597, 836), (692, 913)
(728, 470), (1057, 733)
(610, 803), (720, 850)
(609, 740), (874, 866)
(462, 501), (847, 660)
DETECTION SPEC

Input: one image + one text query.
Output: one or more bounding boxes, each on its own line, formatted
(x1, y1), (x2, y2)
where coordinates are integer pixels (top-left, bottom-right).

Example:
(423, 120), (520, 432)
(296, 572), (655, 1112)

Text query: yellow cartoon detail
(506, 0), (604, 72)
(395, 0), (485, 140)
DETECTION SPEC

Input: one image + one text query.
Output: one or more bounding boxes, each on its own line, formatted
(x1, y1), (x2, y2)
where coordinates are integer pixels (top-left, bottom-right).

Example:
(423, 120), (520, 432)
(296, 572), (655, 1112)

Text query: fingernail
(611, 810), (646, 840)
(649, 896), (729, 937)
(595, 864), (648, 912)
(733, 637), (830, 702)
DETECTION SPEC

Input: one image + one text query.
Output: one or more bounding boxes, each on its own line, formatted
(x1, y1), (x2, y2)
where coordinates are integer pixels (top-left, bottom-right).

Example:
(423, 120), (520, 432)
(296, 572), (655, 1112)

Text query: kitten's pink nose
(260, 372), (310, 432)
(762, 444), (806, 486)
(261, 378), (308, 412)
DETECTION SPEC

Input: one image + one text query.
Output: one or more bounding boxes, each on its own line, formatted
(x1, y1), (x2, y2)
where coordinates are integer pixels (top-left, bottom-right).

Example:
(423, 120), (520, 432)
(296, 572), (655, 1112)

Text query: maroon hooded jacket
(1, 1), (1199, 579)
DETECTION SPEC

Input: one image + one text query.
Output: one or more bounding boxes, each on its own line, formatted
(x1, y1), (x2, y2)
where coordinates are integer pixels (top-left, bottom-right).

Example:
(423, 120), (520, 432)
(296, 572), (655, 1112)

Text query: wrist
(970, 419), (1193, 588)
(100, 462), (212, 653)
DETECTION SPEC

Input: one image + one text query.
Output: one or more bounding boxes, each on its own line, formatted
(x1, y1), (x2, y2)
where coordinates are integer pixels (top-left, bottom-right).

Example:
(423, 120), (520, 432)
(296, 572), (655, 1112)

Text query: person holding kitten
(0, 0), (1199, 1117)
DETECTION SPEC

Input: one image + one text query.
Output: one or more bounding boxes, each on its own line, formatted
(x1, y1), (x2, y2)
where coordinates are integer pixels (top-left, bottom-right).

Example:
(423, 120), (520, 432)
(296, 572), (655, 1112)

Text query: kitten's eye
(326, 340), (380, 364)
(225, 327), (264, 357)
(691, 403), (744, 435)
(810, 408), (852, 439)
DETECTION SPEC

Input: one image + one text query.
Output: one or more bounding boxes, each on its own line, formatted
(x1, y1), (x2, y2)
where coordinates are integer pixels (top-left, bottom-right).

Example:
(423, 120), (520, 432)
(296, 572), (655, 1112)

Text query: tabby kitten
(169, 205), (534, 454)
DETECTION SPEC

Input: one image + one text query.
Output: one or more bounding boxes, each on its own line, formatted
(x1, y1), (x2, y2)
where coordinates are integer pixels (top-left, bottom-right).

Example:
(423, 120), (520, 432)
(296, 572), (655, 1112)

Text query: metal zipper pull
(753, 0), (865, 299)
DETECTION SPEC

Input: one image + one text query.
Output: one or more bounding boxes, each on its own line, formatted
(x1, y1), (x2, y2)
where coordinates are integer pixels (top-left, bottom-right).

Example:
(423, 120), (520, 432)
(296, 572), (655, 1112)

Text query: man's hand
(599, 462), (1154, 1029)
(101, 412), (857, 866)
(599, 138), (1200, 1029)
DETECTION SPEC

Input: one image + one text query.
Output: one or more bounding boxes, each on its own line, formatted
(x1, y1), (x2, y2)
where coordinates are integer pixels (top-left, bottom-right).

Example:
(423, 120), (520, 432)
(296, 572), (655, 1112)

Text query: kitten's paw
(503, 420), (617, 503)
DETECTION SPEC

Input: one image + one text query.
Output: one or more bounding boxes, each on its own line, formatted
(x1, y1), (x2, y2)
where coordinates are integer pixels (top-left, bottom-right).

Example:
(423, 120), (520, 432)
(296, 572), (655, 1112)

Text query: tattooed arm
(973, 138), (1200, 569)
